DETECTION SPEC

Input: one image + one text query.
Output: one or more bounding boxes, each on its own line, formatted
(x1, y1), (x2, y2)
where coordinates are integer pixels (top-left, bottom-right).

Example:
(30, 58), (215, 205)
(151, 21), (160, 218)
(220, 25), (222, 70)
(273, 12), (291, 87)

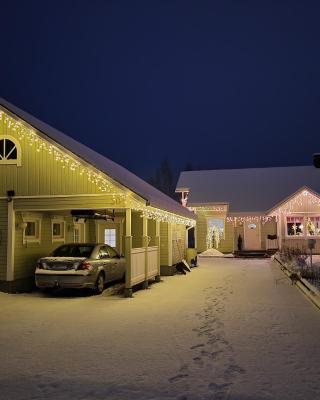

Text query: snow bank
(199, 248), (225, 257)
(199, 249), (234, 258)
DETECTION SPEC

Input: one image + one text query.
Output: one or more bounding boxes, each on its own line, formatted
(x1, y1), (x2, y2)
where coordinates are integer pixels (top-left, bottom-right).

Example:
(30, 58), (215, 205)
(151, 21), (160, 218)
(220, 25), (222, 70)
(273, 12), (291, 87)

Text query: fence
(130, 246), (159, 285)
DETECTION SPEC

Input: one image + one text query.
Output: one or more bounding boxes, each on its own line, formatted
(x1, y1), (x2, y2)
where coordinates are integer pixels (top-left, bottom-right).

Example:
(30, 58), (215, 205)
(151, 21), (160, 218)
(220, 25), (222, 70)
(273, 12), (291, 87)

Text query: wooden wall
(172, 223), (186, 264)
(0, 115), (124, 197)
(0, 200), (8, 280)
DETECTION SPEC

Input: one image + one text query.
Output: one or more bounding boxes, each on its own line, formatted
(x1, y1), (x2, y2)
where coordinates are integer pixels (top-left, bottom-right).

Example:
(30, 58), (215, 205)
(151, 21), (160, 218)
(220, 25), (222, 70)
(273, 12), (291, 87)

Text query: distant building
(176, 167), (320, 253)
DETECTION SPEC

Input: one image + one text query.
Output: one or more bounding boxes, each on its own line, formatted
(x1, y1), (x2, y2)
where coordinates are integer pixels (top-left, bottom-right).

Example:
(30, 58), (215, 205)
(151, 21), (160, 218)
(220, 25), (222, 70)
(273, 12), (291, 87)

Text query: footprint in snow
(168, 374), (189, 383)
(190, 343), (205, 349)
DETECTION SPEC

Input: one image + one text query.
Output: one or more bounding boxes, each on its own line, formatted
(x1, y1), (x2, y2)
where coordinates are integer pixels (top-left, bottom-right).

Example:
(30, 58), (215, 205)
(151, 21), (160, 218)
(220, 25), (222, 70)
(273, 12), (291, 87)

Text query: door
(74, 223), (85, 243)
(244, 221), (261, 250)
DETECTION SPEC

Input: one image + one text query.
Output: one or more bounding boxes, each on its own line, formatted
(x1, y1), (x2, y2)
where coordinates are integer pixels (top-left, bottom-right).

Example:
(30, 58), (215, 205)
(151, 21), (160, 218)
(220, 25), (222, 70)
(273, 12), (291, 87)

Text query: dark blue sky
(1, 1), (320, 181)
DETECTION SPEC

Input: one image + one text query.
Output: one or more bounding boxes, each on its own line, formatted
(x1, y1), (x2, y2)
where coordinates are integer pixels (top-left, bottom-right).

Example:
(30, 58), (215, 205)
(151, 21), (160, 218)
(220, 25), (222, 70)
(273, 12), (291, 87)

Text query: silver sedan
(35, 243), (126, 293)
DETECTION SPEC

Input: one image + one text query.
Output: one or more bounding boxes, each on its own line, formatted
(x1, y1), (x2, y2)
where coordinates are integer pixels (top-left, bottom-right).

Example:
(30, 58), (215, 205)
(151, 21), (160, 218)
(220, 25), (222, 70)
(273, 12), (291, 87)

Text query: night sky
(1, 1), (320, 182)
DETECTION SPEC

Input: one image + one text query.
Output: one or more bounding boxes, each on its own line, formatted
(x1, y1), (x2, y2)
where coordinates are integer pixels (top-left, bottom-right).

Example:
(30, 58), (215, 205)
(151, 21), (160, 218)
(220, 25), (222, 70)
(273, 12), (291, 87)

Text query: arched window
(0, 136), (21, 166)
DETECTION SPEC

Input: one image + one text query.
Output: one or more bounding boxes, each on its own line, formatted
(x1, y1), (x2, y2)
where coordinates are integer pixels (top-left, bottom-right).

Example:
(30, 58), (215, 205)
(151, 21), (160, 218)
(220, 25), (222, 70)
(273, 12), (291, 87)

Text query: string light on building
(271, 189), (320, 215)
(0, 110), (121, 193)
(226, 215), (277, 224)
(189, 205), (228, 213)
(1, 110), (196, 226)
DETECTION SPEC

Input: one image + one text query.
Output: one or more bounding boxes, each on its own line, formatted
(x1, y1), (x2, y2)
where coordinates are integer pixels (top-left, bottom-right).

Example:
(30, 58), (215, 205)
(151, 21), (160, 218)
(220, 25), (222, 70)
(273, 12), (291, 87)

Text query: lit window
(207, 218), (225, 238)
(52, 220), (65, 242)
(0, 137), (21, 165)
(286, 216), (304, 236)
(306, 217), (320, 237)
(104, 228), (116, 247)
(23, 217), (41, 244)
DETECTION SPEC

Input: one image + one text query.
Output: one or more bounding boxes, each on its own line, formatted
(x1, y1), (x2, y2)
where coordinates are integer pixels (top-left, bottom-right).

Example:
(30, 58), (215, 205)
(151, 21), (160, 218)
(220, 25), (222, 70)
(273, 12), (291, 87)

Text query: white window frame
(0, 135), (22, 166)
(104, 228), (116, 247)
(22, 214), (42, 244)
(51, 218), (66, 243)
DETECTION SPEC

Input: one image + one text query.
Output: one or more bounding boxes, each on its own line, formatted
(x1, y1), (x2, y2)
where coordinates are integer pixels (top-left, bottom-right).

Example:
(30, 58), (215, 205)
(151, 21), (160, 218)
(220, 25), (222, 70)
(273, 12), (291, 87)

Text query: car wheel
(94, 272), (105, 294)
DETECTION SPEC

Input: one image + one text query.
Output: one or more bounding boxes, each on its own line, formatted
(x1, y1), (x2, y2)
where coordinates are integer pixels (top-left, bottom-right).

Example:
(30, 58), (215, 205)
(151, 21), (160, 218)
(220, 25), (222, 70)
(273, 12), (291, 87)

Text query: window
(207, 218), (225, 238)
(25, 222), (36, 238)
(23, 216), (41, 244)
(51, 219), (65, 242)
(104, 228), (116, 247)
(286, 216), (304, 236)
(0, 137), (21, 166)
(306, 217), (320, 237)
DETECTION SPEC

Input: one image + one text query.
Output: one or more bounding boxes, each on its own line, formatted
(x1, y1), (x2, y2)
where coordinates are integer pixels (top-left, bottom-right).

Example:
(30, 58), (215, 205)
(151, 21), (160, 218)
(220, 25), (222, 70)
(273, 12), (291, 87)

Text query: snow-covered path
(1, 258), (320, 400)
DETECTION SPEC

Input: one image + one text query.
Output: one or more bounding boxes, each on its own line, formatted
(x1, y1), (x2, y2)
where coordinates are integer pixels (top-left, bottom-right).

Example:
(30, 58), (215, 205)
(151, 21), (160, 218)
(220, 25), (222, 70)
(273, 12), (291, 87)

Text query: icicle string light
(226, 216), (277, 224)
(0, 110), (122, 193)
(272, 189), (320, 215)
(189, 205), (228, 212)
(1, 110), (195, 225)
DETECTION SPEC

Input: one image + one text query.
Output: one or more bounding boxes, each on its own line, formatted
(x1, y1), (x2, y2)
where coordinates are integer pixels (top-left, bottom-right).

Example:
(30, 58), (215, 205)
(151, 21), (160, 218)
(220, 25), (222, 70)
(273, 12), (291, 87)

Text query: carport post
(6, 199), (15, 281)
(124, 208), (133, 298)
(142, 215), (149, 289)
(155, 220), (161, 282)
(168, 222), (173, 267)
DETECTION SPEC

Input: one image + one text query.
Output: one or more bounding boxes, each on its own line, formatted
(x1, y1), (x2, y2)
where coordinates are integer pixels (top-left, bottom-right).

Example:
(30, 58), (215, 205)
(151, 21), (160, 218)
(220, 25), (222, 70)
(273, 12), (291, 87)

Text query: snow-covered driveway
(1, 258), (320, 400)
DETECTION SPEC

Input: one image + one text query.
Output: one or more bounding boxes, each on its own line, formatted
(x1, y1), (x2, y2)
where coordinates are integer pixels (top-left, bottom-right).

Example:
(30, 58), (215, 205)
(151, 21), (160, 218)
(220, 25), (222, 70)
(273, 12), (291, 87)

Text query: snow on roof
(176, 166), (320, 213)
(0, 98), (194, 220)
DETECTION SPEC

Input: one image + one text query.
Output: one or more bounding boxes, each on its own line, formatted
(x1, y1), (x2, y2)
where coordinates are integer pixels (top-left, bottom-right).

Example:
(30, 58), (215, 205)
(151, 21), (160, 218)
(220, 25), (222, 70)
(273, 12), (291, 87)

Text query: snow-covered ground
(1, 258), (320, 400)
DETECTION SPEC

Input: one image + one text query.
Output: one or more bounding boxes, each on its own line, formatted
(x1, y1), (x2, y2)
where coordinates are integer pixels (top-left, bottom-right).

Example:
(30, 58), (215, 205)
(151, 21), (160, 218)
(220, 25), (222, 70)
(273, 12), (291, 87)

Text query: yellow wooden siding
(87, 220), (96, 242)
(160, 222), (168, 266)
(13, 196), (126, 211)
(14, 214), (76, 280)
(172, 224), (186, 264)
(218, 220), (234, 253)
(0, 200), (8, 280)
(147, 219), (157, 246)
(0, 120), (125, 197)
(196, 212), (207, 253)
(131, 212), (143, 248)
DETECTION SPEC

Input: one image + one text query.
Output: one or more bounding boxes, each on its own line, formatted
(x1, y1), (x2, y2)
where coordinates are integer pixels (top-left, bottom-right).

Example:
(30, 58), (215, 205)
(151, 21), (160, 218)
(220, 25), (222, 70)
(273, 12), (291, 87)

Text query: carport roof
(0, 98), (194, 220)
(176, 167), (320, 213)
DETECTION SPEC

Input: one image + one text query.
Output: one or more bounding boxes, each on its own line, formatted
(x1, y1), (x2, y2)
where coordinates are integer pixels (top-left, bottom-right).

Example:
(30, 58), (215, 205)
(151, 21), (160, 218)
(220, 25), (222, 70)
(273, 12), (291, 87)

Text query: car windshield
(51, 245), (94, 258)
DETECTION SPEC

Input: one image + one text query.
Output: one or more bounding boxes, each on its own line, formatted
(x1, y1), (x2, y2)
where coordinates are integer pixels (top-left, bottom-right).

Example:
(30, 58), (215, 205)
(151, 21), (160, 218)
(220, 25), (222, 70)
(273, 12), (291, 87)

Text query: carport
(0, 98), (196, 292)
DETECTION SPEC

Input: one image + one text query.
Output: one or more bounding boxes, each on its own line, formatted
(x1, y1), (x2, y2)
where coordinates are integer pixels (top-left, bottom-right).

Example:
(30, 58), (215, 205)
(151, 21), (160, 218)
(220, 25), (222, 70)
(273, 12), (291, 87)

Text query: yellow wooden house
(0, 98), (195, 294)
